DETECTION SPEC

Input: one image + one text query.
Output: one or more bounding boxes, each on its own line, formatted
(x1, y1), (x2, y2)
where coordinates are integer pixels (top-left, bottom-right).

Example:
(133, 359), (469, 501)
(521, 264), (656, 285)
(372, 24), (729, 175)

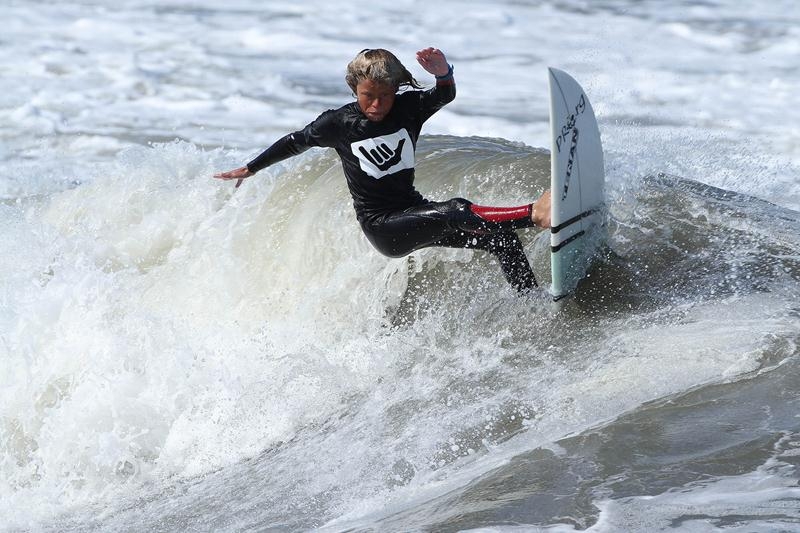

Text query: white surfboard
(548, 68), (605, 301)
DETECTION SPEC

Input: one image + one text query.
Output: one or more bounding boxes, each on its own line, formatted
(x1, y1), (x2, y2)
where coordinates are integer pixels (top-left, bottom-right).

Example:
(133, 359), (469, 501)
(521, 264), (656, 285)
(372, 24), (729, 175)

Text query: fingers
(212, 166), (249, 191)
(416, 47), (442, 58)
(416, 47), (449, 76)
(213, 167), (252, 182)
(215, 168), (251, 190)
(416, 48), (443, 65)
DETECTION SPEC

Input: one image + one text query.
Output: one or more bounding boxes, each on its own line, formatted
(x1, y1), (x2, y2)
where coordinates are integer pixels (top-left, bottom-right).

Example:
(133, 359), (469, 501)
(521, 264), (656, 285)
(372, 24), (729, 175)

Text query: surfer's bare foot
(532, 189), (551, 228)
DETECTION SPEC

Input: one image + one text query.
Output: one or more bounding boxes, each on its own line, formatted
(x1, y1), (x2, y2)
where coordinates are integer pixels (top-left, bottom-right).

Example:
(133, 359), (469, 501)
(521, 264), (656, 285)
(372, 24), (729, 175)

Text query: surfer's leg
(360, 203), (460, 258)
(362, 198), (535, 256)
(435, 230), (537, 293)
(444, 194), (551, 232)
(361, 198), (538, 292)
(447, 197), (537, 233)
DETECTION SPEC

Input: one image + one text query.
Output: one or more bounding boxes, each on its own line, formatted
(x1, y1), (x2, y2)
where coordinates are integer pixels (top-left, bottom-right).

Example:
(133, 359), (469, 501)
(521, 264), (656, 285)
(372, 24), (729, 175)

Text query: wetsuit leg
(361, 198), (538, 292)
(434, 230), (537, 292)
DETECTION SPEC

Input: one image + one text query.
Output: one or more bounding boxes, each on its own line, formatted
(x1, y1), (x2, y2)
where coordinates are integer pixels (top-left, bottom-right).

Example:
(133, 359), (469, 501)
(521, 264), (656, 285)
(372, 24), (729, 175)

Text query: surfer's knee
(439, 197), (472, 215)
(441, 197), (481, 231)
(362, 229), (409, 258)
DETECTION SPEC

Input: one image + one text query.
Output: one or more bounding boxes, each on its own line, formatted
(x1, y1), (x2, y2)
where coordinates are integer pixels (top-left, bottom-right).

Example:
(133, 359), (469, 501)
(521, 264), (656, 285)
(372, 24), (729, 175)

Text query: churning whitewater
(2, 1), (800, 532)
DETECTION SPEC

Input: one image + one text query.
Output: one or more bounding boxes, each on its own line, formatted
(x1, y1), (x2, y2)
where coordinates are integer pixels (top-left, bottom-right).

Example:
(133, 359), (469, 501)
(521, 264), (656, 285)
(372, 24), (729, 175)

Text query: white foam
(583, 455), (800, 532)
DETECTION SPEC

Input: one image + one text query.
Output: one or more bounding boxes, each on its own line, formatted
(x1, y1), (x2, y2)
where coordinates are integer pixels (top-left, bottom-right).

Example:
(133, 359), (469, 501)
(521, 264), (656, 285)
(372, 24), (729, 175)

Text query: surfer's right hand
(214, 166), (253, 188)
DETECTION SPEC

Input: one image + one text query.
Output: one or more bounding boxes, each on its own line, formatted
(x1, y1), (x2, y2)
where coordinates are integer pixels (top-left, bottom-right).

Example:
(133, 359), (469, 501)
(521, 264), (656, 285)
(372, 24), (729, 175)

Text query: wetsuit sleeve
(246, 110), (339, 173)
(418, 74), (456, 123)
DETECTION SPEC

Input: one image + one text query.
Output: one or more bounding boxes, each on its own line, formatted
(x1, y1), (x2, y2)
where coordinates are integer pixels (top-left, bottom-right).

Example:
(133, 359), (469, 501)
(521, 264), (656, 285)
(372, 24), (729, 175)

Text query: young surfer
(214, 47), (551, 293)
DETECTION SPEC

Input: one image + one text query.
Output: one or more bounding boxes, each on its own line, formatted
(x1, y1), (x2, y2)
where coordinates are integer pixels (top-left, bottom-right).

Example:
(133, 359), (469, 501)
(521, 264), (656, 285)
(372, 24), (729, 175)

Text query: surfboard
(548, 68), (605, 302)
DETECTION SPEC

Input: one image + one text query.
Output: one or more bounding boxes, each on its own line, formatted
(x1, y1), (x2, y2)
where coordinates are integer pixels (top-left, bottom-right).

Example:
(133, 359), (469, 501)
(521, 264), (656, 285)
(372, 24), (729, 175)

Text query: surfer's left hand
(416, 47), (450, 77)
(532, 189), (551, 228)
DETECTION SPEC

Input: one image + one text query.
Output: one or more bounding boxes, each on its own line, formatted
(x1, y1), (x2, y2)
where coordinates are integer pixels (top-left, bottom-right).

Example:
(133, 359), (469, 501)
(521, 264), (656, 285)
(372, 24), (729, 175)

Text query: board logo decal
(556, 93), (586, 201)
(351, 129), (414, 179)
(562, 127), (579, 200)
(555, 93), (586, 153)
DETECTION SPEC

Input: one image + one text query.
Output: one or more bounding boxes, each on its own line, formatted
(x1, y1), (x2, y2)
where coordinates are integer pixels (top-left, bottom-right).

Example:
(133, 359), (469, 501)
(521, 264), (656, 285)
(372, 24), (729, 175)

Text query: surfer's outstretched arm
(213, 128), (319, 188)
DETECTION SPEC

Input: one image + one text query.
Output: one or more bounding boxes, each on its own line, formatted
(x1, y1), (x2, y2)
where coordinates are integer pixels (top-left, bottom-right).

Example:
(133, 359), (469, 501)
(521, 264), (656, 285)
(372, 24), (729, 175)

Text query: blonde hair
(345, 49), (422, 93)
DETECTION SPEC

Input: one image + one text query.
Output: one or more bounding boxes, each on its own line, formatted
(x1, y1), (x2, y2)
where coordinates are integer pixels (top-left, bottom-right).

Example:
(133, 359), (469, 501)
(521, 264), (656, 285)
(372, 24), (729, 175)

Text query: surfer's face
(356, 79), (396, 122)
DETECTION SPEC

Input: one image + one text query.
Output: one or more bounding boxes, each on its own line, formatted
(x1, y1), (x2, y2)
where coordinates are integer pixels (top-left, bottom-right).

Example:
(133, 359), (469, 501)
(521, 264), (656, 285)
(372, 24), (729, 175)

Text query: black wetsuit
(246, 75), (538, 292)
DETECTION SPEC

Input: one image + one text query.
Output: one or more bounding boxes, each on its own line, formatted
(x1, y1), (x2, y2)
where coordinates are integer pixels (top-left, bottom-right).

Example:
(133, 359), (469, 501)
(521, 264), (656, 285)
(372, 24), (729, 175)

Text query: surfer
(214, 47), (551, 293)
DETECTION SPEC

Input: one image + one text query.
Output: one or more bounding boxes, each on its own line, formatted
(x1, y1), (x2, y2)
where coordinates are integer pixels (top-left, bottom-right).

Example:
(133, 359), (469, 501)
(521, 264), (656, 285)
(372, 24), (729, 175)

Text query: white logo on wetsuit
(350, 129), (414, 179)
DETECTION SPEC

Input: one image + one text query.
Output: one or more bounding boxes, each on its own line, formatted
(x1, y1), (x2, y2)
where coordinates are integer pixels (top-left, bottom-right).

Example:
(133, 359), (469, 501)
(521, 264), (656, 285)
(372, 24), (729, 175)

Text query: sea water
(2, 1), (800, 531)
